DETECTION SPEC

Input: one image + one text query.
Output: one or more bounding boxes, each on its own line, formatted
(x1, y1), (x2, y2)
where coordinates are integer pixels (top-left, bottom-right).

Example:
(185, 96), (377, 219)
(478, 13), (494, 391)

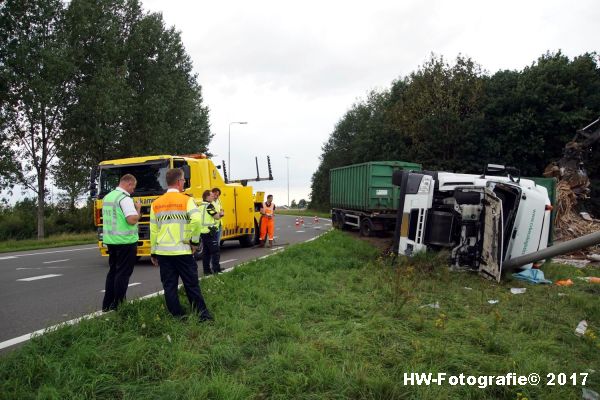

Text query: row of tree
(0, 0), (211, 238)
(310, 52), (600, 211)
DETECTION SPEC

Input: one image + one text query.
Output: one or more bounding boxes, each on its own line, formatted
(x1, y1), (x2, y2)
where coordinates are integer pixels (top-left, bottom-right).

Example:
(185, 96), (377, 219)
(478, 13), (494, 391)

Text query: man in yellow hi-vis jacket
(150, 168), (212, 322)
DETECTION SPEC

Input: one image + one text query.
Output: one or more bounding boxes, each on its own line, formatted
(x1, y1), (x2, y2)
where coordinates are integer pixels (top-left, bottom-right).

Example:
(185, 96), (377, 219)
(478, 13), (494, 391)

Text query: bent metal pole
(503, 230), (600, 272)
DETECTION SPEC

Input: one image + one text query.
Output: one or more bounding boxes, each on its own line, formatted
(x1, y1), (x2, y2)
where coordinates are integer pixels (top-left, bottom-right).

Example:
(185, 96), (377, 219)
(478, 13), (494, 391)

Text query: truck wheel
(333, 211), (345, 229)
(360, 218), (374, 237)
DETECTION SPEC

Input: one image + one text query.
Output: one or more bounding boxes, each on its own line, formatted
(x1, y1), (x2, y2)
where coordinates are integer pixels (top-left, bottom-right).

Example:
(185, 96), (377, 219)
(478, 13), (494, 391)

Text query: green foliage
(310, 52), (600, 211)
(61, 0), (211, 167)
(0, 0), (78, 238)
(0, 199), (94, 241)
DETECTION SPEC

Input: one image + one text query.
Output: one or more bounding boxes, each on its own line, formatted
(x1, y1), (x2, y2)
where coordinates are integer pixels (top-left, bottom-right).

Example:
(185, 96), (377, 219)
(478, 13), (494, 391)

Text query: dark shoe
(199, 312), (214, 322)
(203, 269), (213, 275)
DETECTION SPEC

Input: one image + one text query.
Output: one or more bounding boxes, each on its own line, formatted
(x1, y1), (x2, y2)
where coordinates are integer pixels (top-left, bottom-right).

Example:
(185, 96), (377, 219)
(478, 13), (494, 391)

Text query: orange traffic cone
(300, 217), (304, 225)
(295, 218), (300, 228)
(314, 216), (319, 223)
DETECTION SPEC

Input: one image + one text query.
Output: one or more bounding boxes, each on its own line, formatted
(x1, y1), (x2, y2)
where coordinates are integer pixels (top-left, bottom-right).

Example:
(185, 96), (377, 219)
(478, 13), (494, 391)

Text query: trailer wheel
(333, 211), (345, 230)
(360, 217), (374, 237)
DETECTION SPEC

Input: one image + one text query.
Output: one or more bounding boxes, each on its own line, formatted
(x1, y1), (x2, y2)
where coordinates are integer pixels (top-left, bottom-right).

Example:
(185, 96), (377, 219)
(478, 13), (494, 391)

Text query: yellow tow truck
(89, 154), (273, 257)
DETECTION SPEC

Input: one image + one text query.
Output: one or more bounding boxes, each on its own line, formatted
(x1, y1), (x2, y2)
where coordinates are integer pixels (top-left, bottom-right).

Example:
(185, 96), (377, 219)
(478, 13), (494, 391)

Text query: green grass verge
(1, 231), (598, 399)
(277, 209), (330, 218)
(0, 232), (97, 253)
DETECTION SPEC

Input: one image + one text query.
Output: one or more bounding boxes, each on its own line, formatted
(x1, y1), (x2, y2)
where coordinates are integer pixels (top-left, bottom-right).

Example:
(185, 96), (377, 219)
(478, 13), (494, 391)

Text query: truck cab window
(173, 159), (191, 189)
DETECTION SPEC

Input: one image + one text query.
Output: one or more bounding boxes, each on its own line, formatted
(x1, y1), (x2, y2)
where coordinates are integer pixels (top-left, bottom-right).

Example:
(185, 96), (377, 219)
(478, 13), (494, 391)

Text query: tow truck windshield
(98, 160), (170, 198)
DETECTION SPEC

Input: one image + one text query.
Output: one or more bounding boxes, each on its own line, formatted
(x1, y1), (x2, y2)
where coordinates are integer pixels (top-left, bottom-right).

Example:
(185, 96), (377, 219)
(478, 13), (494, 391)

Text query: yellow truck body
(92, 154), (264, 256)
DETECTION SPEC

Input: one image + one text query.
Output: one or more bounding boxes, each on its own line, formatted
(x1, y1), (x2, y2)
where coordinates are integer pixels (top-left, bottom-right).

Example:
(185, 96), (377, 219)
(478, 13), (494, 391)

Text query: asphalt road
(0, 215), (330, 351)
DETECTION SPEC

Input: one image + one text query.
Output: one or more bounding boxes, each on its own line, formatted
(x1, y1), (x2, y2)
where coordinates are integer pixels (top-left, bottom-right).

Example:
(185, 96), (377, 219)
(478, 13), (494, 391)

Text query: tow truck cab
(393, 166), (552, 281)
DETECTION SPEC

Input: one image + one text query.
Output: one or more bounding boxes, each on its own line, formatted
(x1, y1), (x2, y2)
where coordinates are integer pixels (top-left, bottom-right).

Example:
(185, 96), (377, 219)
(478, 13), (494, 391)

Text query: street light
(285, 156), (290, 207)
(228, 121), (247, 179)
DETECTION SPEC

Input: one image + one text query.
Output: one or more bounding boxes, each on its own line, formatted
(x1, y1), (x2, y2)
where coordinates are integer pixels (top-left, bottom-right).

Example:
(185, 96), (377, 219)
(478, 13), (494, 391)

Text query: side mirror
(89, 166), (98, 198)
(182, 164), (191, 181)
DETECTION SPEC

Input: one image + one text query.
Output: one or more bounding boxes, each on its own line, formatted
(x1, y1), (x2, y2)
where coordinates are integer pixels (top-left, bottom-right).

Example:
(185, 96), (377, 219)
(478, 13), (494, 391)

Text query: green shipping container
(330, 161), (422, 212)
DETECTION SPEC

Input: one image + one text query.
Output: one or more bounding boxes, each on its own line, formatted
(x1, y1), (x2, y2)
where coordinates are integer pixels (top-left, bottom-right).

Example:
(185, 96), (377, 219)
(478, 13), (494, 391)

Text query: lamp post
(285, 156), (290, 207)
(228, 121), (247, 179)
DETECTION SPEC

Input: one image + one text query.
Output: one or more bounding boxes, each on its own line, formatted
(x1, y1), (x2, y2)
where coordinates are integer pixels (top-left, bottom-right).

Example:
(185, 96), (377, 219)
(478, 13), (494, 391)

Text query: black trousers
(103, 243), (137, 311)
(201, 231), (221, 274)
(156, 254), (211, 319)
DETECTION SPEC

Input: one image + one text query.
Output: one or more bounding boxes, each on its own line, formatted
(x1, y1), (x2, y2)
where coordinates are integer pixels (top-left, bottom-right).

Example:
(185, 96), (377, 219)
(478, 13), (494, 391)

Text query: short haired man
(259, 194), (276, 247)
(102, 174), (141, 311)
(150, 169), (212, 322)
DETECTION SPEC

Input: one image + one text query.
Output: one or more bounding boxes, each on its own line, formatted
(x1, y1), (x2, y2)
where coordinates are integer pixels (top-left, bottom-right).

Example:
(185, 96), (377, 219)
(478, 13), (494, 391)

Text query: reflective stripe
(105, 230), (138, 235)
(155, 244), (191, 252)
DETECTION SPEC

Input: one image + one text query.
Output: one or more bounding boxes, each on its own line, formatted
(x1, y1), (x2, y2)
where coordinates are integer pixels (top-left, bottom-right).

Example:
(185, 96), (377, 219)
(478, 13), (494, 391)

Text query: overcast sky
(7, 0), (599, 206)
(137, 0), (598, 206)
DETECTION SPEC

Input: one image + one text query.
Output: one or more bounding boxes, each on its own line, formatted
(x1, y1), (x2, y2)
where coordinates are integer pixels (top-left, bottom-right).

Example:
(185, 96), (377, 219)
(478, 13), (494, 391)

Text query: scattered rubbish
(588, 254), (600, 262)
(586, 369), (596, 374)
(419, 302), (440, 309)
(166, 334), (172, 343)
(582, 387), (599, 400)
(556, 279), (574, 286)
(577, 277), (600, 284)
(580, 212), (594, 222)
(488, 299), (499, 304)
(558, 293), (567, 297)
(463, 287), (473, 290)
(510, 288), (527, 294)
(512, 269), (552, 284)
(575, 320), (588, 337)
(553, 258), (590, 269)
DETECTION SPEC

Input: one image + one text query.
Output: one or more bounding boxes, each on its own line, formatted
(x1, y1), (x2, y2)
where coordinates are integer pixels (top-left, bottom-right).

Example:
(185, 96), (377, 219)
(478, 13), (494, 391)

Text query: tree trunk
(37, 171), (45, 240)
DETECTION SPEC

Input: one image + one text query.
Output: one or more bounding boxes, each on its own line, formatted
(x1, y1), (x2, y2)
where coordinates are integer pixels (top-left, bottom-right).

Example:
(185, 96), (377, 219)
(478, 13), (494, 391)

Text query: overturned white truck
(392, 165), (552, 281)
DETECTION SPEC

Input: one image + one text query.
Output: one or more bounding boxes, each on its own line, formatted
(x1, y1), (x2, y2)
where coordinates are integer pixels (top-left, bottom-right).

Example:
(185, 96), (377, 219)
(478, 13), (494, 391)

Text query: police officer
(102, 174), (141, 311)
(200, 190), (222, 275)
(211, 187), (225, 243)
(150, 169), (212, 322)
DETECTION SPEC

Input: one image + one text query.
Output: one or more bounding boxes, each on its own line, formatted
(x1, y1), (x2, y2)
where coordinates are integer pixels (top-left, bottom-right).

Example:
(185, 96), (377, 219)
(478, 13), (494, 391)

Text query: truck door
(479, 189), (504, 282)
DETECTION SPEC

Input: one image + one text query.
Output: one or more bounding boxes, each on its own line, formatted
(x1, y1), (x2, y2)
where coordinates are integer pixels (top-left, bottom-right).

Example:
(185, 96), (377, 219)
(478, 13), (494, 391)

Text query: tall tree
(0, 0), (76, 238)
(58, 0), (211, 190)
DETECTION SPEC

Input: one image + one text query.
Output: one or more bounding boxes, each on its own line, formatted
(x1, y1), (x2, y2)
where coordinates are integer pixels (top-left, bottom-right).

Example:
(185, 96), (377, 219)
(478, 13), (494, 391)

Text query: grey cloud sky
(11, 0), (597, 207)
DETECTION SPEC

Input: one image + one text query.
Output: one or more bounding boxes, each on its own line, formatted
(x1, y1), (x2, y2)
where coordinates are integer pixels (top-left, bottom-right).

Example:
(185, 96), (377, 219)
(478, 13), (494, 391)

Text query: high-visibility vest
(200, 201), (218, 234)
(212, 198), (222, 227)
(262, 202), (275, 217)
(102, 189), (138, 245)
(150, 192), (201, 255)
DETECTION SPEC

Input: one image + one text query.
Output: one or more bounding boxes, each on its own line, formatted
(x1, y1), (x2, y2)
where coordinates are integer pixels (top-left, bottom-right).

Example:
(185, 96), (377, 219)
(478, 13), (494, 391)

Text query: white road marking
(16, 267), (42, 270)
(3, 247), (97, 258)
(270, 247), (284, 251)
(101, 282), (141, 292)
(43, 259), (69, 264)
(0, 256), (17, 260)
(0, 310), (106, 350)
(17, 274), (63, 282)
(220, 259), (238, 264)
(0, 228), (333, 350)
(296, 230), (305, 233)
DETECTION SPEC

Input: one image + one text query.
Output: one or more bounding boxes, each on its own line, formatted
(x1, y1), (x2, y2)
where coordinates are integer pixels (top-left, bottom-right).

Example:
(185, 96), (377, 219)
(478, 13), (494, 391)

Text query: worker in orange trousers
(259, 194), (275, 247)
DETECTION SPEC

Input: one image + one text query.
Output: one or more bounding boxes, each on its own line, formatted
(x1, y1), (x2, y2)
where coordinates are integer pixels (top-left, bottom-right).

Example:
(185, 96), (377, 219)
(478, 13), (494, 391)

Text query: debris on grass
(575, 320), (588, 337)
(582, 387), (599, 400)
(419, 302), (440, 309)
(510, 288), (527, 294)
(556, 279), (574, 286)
(577, 277), (600, 284)
(488, 299), (499, 305)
